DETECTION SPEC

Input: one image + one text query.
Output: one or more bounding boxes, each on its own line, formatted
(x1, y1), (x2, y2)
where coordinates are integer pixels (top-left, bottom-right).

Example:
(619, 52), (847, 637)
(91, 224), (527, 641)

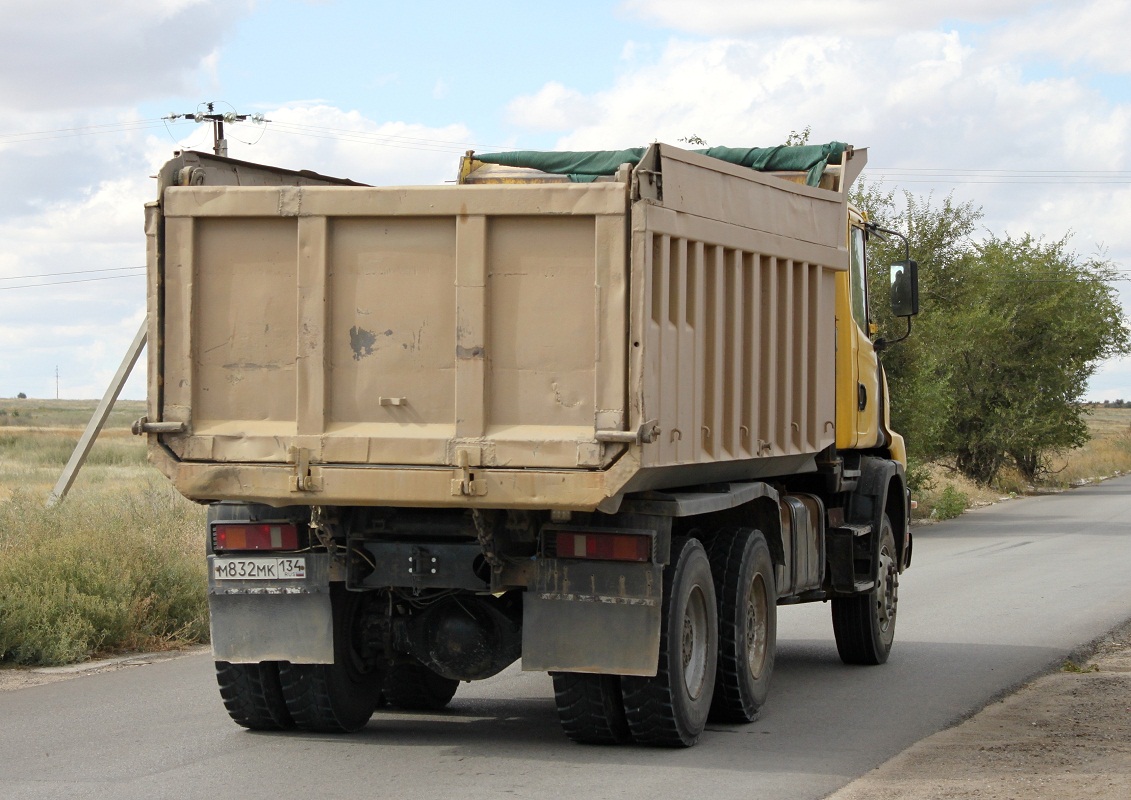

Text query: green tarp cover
(474, 142), (847, 187)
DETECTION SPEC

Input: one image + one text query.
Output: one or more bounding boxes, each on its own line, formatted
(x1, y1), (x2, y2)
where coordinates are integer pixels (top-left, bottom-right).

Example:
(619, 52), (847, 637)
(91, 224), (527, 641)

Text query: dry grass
(0, 398), (207, 666)
(0, 397), (146, 429)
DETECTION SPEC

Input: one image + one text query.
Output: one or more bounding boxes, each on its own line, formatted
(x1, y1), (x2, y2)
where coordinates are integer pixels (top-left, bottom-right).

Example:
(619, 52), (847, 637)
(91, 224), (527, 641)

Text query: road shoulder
(0, 646), (209, 692)
(826, 619), (1131, 800)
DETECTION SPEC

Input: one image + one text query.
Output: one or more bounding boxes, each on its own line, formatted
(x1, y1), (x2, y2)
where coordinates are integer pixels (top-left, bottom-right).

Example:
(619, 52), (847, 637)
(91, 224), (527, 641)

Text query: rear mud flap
(521, 559), (662, 676)
(209, 592), (333, 663)
(207, 553), (334, 664)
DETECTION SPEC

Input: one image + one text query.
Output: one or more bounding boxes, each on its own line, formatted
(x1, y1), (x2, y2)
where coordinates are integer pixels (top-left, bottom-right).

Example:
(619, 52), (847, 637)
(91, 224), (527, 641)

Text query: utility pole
(164, 103), (265, 157)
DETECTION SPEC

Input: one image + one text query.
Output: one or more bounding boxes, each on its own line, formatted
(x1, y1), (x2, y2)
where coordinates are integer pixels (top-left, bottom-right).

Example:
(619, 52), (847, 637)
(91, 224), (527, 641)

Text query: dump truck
(138, 141), (917, 747)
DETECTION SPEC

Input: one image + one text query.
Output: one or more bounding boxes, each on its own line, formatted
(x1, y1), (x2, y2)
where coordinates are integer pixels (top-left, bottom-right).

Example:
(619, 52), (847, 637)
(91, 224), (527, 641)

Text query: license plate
(212, 557), (306, 581)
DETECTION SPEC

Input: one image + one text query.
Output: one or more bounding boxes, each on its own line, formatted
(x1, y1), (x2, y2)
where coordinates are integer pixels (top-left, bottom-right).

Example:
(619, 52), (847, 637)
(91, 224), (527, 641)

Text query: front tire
(707, 527), (776, 723)
(621, 537), (718, 747)
(832, 515), (899, 665)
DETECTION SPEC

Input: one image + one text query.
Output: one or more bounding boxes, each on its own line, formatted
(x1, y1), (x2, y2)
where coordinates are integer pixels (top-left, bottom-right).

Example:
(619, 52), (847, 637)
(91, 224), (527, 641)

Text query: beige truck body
(148, 144), (912, 744)
(145, 144), (854, 511)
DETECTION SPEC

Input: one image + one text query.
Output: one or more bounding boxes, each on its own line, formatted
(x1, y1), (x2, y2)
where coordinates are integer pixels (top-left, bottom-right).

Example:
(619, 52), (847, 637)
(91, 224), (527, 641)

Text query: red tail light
(551, 530), (652, 562)
(213, 522), (299, 552)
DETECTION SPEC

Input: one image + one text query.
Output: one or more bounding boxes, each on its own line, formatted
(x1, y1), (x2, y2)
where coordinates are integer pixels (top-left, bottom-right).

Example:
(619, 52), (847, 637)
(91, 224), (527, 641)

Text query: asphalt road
(3, 476), (1131, 800)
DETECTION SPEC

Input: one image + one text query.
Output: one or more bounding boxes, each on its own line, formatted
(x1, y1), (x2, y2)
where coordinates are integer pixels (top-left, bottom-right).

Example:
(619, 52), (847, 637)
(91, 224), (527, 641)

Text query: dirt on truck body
(138, 141), (919, 746)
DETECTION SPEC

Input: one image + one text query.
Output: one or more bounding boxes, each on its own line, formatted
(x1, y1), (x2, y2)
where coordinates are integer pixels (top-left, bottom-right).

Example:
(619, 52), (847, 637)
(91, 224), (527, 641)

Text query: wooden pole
(46, 320), (148, 508)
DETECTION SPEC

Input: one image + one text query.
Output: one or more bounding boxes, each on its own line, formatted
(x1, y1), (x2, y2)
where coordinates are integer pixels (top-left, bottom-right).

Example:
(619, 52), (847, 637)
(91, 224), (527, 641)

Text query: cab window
(849, 226), (869, 330)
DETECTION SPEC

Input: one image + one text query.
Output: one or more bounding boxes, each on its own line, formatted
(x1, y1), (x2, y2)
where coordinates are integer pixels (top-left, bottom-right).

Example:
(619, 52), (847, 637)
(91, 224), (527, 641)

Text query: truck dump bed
(145, 143), (858, 511)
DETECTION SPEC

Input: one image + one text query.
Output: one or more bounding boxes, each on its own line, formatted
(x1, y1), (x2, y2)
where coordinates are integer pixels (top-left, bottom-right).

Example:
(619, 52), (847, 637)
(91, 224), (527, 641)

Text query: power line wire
(869, 167), (1131, 185)
(870, 178), (1131, 185)
(0, 118), (174, 144)
(0, 274), (144, 291)
(874, 167), (1131, 175)
(0, 266), (144, 282)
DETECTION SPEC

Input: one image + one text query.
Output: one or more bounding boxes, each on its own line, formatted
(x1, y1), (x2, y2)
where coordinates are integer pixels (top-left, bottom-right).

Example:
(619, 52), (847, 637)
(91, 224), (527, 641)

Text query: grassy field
(0, 397), (208, 666)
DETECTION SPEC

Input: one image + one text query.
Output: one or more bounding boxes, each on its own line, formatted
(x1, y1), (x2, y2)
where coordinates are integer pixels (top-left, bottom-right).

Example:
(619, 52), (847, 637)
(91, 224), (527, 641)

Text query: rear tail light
(547, 529), (652, 563)
(212, 522), (300, 552)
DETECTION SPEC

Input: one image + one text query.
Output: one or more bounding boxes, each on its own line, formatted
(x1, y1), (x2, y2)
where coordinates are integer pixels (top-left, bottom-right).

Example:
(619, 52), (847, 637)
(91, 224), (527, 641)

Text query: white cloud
(987, 0), (1131, 74)
(543, 37), (864, 149)
(506, 82), (601, 132)
(207, 104), (475, 185)
(0, 172), (151, 398)
(0, 0), (248, 110)
(621, 0), (1041, 36)
(621, 1), (1131, 78)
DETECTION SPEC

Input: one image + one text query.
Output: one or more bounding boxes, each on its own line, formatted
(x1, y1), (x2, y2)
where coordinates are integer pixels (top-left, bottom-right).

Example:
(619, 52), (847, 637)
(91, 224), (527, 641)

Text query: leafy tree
(854, 185), (981, 463)
(940, 235), (1128, 482)
(784, 126), (812, 146)
(854, 186), (1129, 485)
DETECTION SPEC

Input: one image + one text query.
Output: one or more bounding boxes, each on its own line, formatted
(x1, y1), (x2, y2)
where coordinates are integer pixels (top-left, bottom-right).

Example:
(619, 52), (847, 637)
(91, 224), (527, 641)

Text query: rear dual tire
(552, 672), (631, 745)
(621, 537), (718, 747)
(278, 587), (384, 732)
(217, 586), (384, 734)
(707, 527), (777, 724)
(215, 660), (293, 731)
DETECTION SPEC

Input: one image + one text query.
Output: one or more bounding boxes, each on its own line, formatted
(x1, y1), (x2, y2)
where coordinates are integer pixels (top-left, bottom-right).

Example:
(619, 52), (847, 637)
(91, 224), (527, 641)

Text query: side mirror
(890, 259), (919, 317)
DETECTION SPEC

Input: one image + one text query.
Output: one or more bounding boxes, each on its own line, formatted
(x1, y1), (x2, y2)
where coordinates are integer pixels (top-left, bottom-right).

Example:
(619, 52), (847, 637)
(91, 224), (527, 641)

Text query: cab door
(835, 223), (882, 449)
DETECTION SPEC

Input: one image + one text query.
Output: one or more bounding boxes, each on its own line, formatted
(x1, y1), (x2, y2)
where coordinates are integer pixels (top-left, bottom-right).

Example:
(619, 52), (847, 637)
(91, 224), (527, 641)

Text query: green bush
(905, 458), (935, 495)
(0, 481), (208, 666)
(932, 484), (969, 521)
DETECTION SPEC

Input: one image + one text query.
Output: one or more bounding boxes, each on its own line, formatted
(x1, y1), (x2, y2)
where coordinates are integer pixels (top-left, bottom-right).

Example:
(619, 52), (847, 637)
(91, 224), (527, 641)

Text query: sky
(2, 0), (1130, 402)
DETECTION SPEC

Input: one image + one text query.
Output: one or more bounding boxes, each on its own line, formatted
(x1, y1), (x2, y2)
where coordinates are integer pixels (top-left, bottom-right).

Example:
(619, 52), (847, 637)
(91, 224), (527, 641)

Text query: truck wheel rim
(876, 545), (898, 634)
(746, 573), (769, 677)
(682, 584), (710, 700)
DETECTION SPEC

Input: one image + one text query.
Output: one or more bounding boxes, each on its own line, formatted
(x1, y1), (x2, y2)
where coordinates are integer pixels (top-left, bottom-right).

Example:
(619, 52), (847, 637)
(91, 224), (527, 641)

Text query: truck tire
(279, 587), (384, 732)
(215, 661), (294, 730)
(831, 515), (899, 665)
(707, 527), (776, 723)
(621, 537), (718, 747)
(383, 662), (460, 711)
(551, 672), (631, 745)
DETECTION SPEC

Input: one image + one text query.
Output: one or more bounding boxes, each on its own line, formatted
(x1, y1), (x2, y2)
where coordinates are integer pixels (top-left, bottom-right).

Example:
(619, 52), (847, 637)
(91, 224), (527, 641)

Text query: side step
(826, 523), (872, 593)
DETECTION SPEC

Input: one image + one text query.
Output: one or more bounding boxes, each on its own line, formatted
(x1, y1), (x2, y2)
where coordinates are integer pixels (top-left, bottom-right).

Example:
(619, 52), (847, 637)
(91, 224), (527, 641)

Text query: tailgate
(155, 182), (628, 471)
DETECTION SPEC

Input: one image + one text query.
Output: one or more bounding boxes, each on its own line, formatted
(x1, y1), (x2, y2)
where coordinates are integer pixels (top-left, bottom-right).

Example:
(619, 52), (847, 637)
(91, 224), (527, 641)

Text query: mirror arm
(874, 315), (912, 353)
(866, 221), (912, 263)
